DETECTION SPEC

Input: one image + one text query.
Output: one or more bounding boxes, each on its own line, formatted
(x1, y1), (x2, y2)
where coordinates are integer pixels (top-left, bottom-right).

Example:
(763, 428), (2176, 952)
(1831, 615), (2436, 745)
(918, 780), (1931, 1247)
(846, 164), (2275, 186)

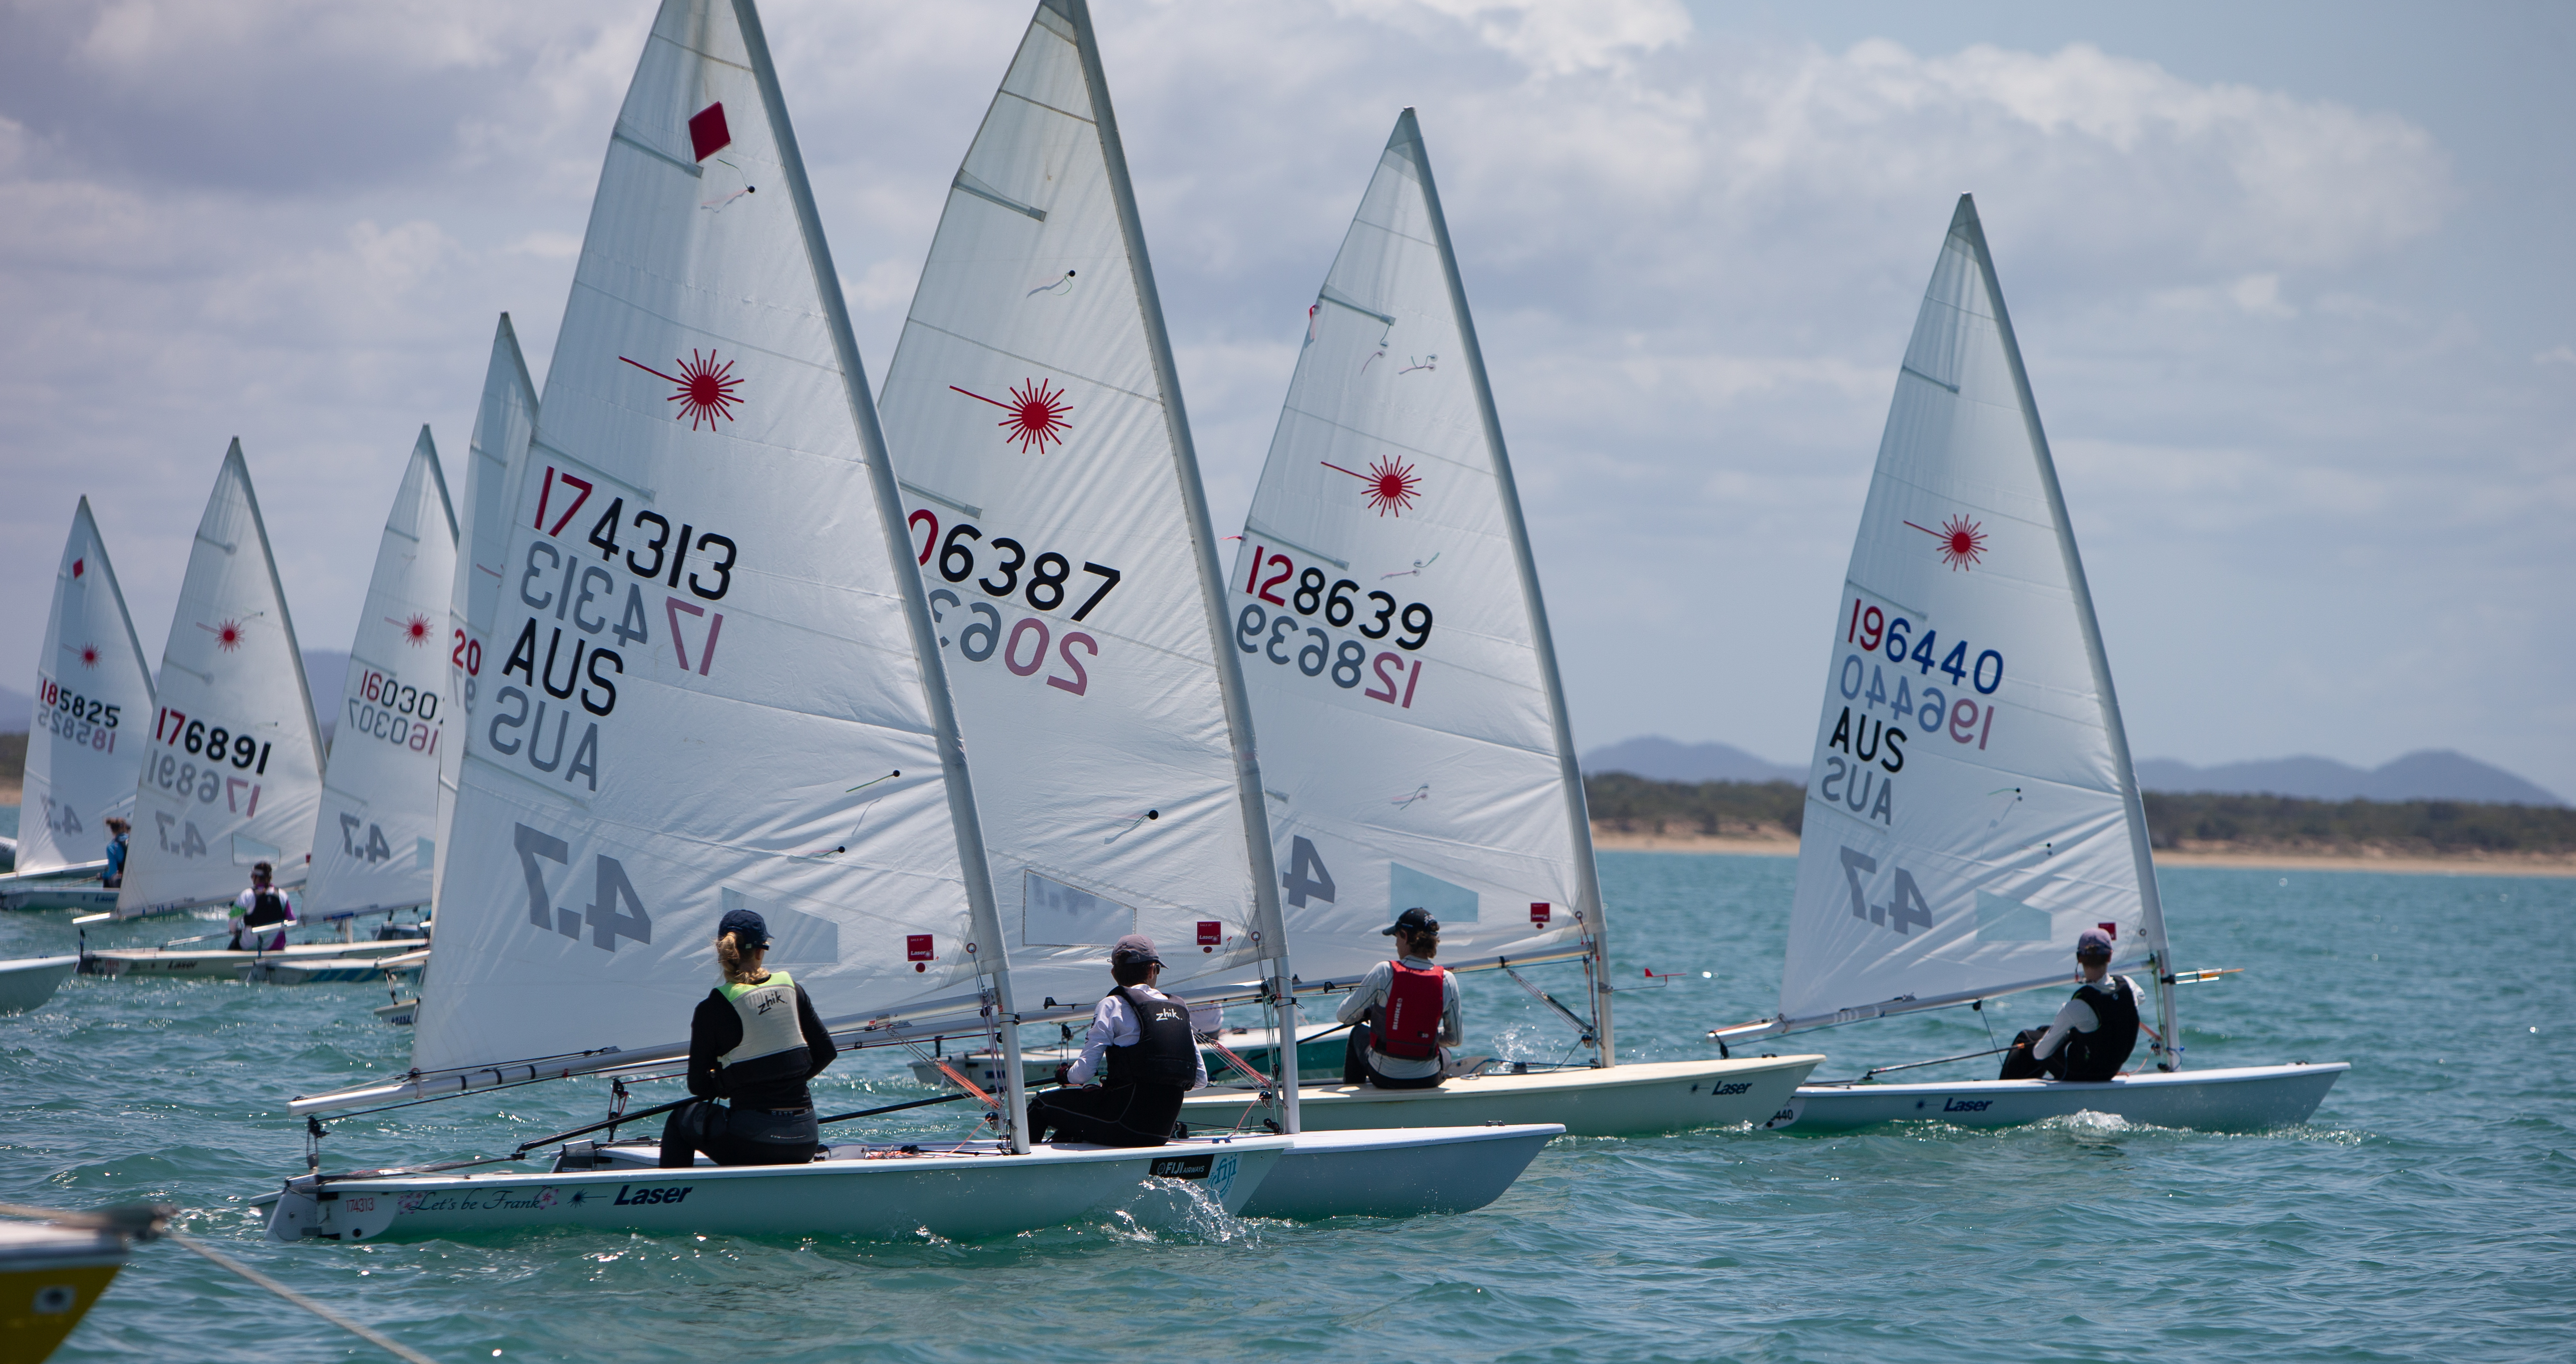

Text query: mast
(734, 0), (1029, 1143)
(1059, 0), (1299, 1125)
(1957, 195), (2178, 1070)
(1402, 108), (1612, 1066)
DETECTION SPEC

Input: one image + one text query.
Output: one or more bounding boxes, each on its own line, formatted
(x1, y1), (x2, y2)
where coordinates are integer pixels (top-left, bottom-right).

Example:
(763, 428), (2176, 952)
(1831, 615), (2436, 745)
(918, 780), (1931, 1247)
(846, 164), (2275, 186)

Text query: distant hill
(1582, 736), (1805, 784)
(2135, 750), (2564, 807)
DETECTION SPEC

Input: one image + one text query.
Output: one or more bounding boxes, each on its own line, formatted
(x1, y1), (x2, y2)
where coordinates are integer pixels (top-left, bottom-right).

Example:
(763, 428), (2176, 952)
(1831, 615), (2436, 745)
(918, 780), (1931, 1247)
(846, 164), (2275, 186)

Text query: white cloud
(2535, 344), (2576, 368)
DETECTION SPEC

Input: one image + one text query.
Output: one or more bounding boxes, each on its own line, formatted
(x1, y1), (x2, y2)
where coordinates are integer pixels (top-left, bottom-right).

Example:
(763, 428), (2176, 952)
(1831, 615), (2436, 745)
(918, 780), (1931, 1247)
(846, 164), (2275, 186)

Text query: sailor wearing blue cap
(659, 907), (837, 1167)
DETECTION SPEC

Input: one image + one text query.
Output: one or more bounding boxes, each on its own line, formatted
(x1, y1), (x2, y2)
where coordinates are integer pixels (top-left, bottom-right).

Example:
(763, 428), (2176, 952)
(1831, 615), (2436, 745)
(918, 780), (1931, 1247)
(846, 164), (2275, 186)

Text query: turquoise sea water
(4, 849), (2570, 1363)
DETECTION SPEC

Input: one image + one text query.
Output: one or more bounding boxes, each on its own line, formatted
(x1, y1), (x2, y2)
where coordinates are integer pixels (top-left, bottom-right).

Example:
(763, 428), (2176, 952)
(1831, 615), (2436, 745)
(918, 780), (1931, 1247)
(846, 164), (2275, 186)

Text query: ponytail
(717, 930), (765, 986)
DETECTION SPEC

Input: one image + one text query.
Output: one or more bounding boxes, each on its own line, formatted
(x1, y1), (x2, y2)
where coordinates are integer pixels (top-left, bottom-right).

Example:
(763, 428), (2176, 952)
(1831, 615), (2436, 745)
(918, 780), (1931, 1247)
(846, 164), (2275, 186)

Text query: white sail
(433, 315), (539, 907)
(413, 0), (1008, 1090)
(15, 498), (156, 875)
(877, 0), (1285, 1014)
(306, 428), (458, 917)
(1230, 112), (1601, 1022)
(119, 441), (326, 916)
(1775, 195), (2171, 1033)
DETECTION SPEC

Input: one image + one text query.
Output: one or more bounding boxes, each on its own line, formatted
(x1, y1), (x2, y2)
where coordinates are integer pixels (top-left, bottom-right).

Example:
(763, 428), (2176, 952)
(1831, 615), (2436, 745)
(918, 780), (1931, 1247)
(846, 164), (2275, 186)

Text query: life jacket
(2058, 975), (2140, 1082)
(1103, 985), (1198, 1088)
(717, 972), (807, 1070)
(1372, 959), (1447, 1061)
(243, 888), (291, 929)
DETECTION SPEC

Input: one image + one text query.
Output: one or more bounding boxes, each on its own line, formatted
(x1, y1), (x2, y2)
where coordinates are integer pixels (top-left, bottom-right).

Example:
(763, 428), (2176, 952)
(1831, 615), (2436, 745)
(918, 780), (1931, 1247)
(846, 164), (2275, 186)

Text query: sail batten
(1775, 196), (2169, 1055)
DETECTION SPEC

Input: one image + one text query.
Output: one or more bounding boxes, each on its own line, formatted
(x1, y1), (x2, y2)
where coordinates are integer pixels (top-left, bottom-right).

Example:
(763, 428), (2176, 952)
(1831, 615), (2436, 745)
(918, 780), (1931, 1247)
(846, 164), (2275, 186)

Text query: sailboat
(267, 0), (1291, 1244)
(1710, 197), (2346, 1132)
(873, 3), (1558, 1220)
(0, 500), (156, 914)
(1176, 110), (1821, 1139)
(286, 428), (457, 971)
(79, 445), (401, 982)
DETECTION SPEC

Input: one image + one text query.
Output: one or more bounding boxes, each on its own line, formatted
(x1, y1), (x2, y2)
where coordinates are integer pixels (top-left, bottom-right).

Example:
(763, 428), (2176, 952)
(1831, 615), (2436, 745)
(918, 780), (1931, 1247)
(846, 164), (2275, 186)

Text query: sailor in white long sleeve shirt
(1025, 934), (1206, 1146)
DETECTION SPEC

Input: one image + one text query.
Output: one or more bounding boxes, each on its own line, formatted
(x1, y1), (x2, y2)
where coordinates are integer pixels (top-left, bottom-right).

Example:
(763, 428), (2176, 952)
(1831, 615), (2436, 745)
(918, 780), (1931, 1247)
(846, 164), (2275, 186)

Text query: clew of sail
(15, 498), (156, 877)
(306, 428), (458, 919)
(118, 442), (326, 917)
(1771, 195), (2171, 1049)
(412, 0), (1007, 1097)
(1231, 111), (1602, 1039)
(433, 315), (539, 908)
(876, 0), (1286, 1017)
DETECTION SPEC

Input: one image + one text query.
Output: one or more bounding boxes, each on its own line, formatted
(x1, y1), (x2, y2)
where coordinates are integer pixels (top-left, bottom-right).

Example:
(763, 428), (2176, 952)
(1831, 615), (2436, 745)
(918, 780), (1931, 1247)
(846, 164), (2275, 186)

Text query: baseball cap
(719, 907), (772, 949)
(2074, 927), (2115, 958)
(1381, 907), (1440, 936)
(1109, 934), (1161, 967)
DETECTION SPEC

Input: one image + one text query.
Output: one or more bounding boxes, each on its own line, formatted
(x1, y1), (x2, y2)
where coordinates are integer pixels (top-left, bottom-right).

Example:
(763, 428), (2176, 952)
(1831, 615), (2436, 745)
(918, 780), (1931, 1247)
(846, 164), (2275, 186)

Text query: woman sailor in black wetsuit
(659, 908), (838, 1167)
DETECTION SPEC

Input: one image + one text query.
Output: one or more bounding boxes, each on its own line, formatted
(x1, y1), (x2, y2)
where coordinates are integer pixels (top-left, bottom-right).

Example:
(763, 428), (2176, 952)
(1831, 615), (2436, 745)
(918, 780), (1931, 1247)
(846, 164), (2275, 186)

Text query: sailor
(101, 818), (130, 889)
(229, 861), (296, 951)
(660, 908), (835, 1167)
(1024, 934), (1206, 1146)
(2001, 927), (2142, 1082)
(1337, 907), (1463, 1090)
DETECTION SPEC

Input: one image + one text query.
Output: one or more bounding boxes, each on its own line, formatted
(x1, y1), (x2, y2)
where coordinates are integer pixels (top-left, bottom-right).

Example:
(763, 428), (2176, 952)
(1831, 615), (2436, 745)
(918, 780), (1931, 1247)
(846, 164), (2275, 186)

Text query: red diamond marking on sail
(622, 351), (743, 431)
(1904, 513), (1988, 570)
(1321, 456), (1421, 516)
(70, 558), (84, 578)
(79, 645), (99, 668)
(950, 379), (1071, 454)
(688, 103), (732, 162)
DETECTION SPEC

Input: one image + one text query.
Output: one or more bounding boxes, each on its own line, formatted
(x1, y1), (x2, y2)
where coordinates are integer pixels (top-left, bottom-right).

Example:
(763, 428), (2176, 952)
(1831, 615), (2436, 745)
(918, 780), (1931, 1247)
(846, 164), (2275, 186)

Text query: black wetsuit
(658, 977), (836, 1167)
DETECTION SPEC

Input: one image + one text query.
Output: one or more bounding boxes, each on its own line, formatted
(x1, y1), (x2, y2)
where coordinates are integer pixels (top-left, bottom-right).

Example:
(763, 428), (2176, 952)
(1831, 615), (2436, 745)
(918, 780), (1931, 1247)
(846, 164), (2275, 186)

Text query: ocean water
(3, 850), (2569, 1363)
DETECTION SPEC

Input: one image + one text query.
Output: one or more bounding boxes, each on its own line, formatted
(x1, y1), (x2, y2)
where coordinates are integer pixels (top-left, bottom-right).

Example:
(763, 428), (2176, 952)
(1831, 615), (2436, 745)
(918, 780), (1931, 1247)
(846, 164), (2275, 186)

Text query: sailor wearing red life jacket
(1336, 908), (1463, 1089)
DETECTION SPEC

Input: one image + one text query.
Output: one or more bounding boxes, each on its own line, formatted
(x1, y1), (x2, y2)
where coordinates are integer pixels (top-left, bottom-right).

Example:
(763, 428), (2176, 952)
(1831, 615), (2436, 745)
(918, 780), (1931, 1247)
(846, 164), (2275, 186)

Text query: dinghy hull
(82, 940), (416, 981)
(0, 955), (79, 1014)
(1178, 1055), (1822, 1138)
(0, 1221), (129, 1362)
(263, 1136), (1291, 1244)
(0, 885), (120, 914)
(1241, 1124), (1562, 1220)
(240, 950), (427, 985)
(1775, 1062), (2349, 1133)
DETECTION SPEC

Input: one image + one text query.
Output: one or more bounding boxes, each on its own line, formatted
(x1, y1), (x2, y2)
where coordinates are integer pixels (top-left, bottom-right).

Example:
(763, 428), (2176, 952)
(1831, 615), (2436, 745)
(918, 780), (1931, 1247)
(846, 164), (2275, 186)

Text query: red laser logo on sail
(1905, 514), (1987, 570)
(1321, 456), (1421, 516)
(79, 645), (99, 668)
(208, 619), (245, 651)
(951, 379), (1070, 454)
(622, 351), (743, 431)
(397, 614), (433, 647)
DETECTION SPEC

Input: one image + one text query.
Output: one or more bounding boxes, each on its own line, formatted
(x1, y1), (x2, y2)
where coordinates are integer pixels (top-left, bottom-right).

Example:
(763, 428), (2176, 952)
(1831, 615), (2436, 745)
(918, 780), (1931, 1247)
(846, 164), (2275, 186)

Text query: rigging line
(169, 1232), (437, 1364)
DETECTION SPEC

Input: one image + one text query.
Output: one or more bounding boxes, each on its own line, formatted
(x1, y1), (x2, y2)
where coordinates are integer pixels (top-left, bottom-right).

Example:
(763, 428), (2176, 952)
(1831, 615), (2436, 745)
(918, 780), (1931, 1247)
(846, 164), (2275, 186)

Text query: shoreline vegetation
(1583, 773), (2576, 878)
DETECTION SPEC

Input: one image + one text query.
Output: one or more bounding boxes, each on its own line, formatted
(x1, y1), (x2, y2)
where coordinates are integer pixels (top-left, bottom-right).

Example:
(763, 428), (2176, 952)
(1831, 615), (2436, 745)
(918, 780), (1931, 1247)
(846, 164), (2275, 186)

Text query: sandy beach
(1588, 826), (2576, 878)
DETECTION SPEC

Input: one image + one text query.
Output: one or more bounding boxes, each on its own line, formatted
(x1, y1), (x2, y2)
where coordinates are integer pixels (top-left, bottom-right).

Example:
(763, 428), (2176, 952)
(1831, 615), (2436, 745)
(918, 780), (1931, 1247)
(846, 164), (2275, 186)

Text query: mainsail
(411, 0), (1012, 1125)
(306, 428), (458, 918)
(1771, 195), (2174, 1051)
(433, 315), (538, 907)
(118, 441), (326, 916)
(876, 0), (1287, 1018)
(1230, 111), (1606, 1051)
(15, 498), (156, 876)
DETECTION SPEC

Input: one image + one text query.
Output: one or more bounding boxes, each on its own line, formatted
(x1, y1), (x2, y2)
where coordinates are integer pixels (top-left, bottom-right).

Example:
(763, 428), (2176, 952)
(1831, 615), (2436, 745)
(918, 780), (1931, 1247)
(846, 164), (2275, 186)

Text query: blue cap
(719, 907), (772, 949)
(2075, 927), (2115, 958)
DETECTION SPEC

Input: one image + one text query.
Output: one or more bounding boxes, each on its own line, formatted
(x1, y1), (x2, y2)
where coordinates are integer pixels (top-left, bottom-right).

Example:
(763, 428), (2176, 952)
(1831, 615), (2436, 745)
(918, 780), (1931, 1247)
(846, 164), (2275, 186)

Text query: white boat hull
(83, 940), (417, 981)
(1775, 1062), (2349, 1133)
(0, 884), (120, 914)
(1179, 1055), (1823, 1138)
(241, 949), (428, 986)
(1241, 1124), (1562, 1220)
(374, 997), (419, 1025)
(0, 955), (80, 1014)
(264, 1135), (1292, 1243)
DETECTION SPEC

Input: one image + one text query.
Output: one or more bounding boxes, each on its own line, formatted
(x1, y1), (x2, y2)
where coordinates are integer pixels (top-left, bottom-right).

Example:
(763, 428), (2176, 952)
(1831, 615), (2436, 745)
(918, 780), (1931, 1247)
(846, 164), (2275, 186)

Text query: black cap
(1381, 907), (1439, 936)
(719, 907), (772, 949)
(1109, 934), (1161, 967)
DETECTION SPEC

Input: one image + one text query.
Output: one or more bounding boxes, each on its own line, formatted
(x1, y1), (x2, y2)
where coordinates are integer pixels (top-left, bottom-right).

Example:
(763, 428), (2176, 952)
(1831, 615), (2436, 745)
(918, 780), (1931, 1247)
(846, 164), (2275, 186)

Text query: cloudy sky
(2, 0), (2569, 799)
